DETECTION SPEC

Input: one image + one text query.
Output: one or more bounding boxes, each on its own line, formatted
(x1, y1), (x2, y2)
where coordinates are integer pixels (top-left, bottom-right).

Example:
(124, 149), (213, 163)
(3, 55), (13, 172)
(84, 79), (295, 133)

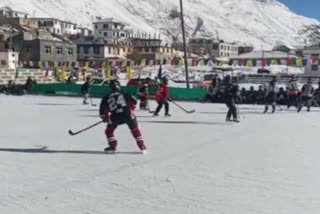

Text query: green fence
(33, 83), (207, 101)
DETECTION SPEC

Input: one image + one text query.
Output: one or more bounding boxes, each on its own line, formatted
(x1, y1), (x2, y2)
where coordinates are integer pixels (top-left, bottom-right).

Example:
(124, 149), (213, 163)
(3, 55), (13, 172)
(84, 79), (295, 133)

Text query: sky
(279, 0), (320, 20)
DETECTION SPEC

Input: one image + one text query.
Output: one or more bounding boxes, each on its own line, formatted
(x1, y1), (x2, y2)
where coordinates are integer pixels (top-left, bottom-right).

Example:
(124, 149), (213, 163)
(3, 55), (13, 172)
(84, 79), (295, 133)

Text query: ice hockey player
(99, 79), (147, 154)
(81, 76), (91, 105)
(224, 75), (240, 123)
(297, 78), (314, 112)
(153, 76), (171, 116)
(137, 82), (149, 110)
(286, 75), (299, 109)
(264, 76), (278, 113)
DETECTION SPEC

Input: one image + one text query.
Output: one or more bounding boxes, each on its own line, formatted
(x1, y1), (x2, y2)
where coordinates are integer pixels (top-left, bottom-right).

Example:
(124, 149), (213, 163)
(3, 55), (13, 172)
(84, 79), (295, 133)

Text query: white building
(0, 51), (19, 69)
(77, 27), (93, 36)
(31, 18), (77, 35)
(212, 41), (239, 57)
(0, 6), (28, 18)
(93, 18), (132, 45)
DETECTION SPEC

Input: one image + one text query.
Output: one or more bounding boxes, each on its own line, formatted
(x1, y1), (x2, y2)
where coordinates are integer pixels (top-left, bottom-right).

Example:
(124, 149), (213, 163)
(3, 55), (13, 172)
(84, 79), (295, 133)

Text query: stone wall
(0, 68), (57, 84)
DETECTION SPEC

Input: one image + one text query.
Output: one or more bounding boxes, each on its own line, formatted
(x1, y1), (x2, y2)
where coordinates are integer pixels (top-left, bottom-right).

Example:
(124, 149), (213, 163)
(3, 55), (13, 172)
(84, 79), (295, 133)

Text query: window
(103, 24), (108, 29)
(45, 46), (52, 55)
(120, 33), (125, 37)
(68, 48), (73, 56)
(212, 44), (218, 49)
(104, 32), (107, 36)
(56, 47), (62, 55)
(95, 25), (98, 29)
(94, 47), (100, 54)
(84, 47), (89, 54)
(12, 54), (15, 57)
(108, 47), (111, 54)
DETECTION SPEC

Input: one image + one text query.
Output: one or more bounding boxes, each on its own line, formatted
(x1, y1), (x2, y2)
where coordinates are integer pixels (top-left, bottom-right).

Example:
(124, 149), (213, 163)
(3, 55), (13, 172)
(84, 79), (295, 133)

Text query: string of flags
(0, 58), (318, 69)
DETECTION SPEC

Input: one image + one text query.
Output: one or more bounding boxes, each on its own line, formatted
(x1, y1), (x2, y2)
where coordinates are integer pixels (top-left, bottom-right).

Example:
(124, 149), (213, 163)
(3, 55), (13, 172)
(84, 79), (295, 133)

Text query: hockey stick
(171, 100), (195, 114)
(68, 121), (103, 136)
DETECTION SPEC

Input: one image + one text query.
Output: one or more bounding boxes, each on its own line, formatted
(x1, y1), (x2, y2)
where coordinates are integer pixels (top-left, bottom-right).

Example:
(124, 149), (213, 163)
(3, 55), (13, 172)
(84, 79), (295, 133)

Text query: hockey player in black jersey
(99, 79), (147, 153)
(298, 78), (314, 112)
(224, 76), (240, 123)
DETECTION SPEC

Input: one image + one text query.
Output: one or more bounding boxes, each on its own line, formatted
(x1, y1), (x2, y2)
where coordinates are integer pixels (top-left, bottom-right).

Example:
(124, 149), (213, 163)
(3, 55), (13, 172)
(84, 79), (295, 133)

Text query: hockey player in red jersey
(99, 79), (147, 154)
(154, 76), (171, 116)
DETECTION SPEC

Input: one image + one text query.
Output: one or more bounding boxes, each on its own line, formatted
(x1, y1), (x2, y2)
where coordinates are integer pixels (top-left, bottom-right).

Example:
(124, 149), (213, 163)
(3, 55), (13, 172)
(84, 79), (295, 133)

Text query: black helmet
(109, 79), (121, 91)
(162, 76), (168, 85)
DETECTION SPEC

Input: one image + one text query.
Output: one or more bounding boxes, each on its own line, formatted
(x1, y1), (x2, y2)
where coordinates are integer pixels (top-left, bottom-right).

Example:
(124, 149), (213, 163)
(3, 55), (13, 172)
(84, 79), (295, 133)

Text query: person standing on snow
(286, 75), (299, 109)
(81, 76), (91, 105)
(264, 76), (278, 113)
(297, 78), (314, 112)
(153, 76), (171, 117)
(99, 79), (147, 153)
(224, 76), (240, 123)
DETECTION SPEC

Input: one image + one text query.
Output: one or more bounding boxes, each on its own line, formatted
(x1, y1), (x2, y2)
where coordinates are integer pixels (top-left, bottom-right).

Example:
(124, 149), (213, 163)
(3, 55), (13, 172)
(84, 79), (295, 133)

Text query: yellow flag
(270, 59), (278, 65)
(246, 60), (253, 67)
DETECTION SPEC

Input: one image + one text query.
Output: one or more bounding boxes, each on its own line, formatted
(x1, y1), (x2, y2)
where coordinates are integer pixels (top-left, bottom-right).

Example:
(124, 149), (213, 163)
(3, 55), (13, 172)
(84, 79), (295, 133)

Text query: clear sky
(278, 0), (320, 20)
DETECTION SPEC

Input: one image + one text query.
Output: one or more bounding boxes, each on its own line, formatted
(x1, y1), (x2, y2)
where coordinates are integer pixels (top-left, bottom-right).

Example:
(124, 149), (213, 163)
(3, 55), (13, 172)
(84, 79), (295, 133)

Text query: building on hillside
(128, 37), (175, 62)
(76, 36), (132, 60)
(0, 6), (28, 18)
(93, 18), (132, 46)
(77, 27), (93, 36)
(238, 45), (254, 55)
(0, 50), (19, 69)
(211, 41), (238, 57)
(30, 18), (77, 35)
(230, 50), (299, 65)
(303, 43), (320, 74)
(188, 37), (212, 56)
(11, 17), (39, 29)
(188, 38), (239, 58)
(11, 31), (76, 63)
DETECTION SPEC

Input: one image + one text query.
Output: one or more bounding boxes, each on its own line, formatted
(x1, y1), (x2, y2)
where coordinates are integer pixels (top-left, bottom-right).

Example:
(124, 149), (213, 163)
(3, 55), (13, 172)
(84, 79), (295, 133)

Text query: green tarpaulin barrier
(33, 83), (207, 101)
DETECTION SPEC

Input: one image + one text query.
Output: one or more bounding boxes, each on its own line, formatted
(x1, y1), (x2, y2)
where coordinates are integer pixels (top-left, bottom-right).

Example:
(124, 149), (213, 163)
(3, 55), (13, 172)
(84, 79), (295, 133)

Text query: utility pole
(179, 0), (190, 88)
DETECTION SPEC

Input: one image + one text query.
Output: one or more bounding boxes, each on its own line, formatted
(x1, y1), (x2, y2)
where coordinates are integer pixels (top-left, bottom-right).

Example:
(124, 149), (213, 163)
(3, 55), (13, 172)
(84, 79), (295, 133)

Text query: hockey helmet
(162, 76), (169, 85)
(109, 79), (121, 91)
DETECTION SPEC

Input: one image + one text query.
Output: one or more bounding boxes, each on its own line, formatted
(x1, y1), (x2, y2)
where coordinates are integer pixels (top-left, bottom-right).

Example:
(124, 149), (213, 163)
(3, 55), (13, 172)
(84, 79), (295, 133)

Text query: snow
(1, 94), (320, 213)
(1, 0), (320, 48)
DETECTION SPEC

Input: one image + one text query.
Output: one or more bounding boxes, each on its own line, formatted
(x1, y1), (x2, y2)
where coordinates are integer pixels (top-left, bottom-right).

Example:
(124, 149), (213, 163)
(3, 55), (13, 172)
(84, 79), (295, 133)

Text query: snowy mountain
(1, 0), (320, 49)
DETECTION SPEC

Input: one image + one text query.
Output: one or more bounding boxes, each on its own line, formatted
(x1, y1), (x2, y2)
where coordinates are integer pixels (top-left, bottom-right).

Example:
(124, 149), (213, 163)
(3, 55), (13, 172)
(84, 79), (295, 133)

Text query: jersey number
(108, 95), (126, 113)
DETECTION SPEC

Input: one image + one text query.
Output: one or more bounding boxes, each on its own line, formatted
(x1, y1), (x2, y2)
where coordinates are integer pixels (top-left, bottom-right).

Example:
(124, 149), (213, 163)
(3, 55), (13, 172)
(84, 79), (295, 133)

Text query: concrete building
(76, 37), (131, 60)
(238, 45), (254, 55)
(128, 37), (175, 62)
(77, 27), (93, 36)
(303, 43), (320, 74)
(12, 31), (76, 63)
(211, 41), (238, 58)
(0, 50), (19, 69)
(12, 17), (39, 29)
(188, 38), (212, 56)
(93, 18), (132, 45)
(30, 18), (77, 35)
(0, 6), (28, 18)
(188, 38), (238, 57)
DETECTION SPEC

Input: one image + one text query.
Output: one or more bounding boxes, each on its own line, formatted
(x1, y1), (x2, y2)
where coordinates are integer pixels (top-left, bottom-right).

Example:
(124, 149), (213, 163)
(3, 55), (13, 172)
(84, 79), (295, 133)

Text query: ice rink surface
(1, 95), (320, 214)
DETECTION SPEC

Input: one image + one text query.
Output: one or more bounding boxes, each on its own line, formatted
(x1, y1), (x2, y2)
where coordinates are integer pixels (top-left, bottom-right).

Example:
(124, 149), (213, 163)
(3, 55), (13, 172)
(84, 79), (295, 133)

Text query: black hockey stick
(171, 100), (195, 114)
(68, 121), (103, 136)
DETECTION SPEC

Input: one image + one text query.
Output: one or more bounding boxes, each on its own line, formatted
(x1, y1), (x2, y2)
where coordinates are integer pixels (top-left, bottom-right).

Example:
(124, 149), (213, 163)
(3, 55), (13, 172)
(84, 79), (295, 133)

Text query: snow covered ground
(1, 95), (320, 214)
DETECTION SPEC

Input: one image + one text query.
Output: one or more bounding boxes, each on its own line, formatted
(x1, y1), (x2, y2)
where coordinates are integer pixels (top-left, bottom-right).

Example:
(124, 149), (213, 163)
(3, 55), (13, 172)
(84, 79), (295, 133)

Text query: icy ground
(1, 95), (320, 214)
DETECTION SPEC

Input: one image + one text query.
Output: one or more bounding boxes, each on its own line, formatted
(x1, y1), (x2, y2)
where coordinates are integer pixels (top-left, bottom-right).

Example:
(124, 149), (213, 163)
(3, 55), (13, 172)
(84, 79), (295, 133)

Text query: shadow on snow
(0, 146), (142, 155)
